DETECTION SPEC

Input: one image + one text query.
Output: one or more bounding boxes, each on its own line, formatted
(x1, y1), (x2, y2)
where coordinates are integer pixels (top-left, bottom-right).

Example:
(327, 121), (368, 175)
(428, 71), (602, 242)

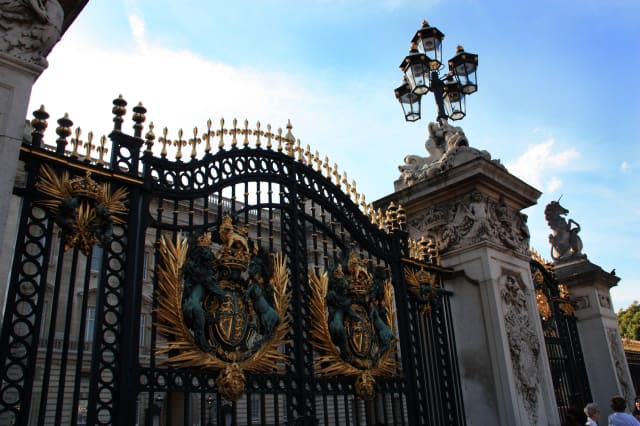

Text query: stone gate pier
(377, 122), (561, 425)
(554, 257), (635, 420)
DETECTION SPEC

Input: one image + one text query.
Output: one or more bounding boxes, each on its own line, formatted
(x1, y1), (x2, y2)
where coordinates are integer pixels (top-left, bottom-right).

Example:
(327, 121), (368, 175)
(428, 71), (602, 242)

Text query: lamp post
(395, 21), (478, 123)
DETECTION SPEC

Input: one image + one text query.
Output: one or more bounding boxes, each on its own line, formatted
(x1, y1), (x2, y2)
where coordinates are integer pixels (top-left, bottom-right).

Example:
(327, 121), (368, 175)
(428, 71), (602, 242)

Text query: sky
(28, 0), (639, 310)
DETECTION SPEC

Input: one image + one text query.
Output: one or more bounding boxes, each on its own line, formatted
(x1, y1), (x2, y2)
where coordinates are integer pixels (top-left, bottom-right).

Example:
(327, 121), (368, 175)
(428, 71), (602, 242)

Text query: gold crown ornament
(346, 253), (374, 296)
(196, 231), (212, 247)
(63, 172), (104, 201)
(214, 215), (250, 270)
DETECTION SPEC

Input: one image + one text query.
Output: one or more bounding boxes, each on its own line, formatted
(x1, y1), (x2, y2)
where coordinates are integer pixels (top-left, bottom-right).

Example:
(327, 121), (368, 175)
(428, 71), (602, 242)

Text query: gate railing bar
(36, 237), (66, 426)
(69, 249), (95, 426)
(53, 247), (80, 425)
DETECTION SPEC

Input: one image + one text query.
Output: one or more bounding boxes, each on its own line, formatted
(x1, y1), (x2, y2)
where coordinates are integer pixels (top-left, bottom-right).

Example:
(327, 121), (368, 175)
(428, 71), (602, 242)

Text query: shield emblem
(212, 290), (248, 347)
(345, 304), (374, 358)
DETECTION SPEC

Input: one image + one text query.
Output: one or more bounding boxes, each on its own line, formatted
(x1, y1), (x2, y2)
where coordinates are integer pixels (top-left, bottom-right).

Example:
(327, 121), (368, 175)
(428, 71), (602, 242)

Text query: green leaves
(618, 301), (640, 340)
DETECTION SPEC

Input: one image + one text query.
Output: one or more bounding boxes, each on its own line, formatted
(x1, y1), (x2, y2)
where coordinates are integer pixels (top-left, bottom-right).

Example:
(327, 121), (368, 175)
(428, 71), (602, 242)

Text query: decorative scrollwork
(309, 252), (396, 400)
(35, 164), (128, 255)
(155, 216), (290, 401)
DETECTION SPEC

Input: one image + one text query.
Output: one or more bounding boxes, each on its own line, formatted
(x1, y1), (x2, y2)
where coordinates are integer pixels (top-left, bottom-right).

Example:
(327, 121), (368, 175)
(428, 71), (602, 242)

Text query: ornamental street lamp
(395, 20), (478, 122)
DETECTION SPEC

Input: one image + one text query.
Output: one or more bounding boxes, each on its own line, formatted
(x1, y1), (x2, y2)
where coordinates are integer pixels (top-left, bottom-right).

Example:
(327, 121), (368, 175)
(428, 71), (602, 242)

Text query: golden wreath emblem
(309, 252), (397, 400)
(155, 216), (290, 401)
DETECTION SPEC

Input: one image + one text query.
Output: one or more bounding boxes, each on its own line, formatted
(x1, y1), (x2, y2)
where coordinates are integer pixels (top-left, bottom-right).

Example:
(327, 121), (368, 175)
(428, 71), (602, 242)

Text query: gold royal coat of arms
(309, 251), (397, 400)
(156, 215), (290, 401)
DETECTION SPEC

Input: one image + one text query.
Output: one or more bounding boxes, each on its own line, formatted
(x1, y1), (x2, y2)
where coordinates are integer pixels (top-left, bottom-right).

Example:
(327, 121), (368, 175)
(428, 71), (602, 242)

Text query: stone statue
(544, 200), (584, 261)
(397, 118), (500, 189)
(0, 0), (64, 66)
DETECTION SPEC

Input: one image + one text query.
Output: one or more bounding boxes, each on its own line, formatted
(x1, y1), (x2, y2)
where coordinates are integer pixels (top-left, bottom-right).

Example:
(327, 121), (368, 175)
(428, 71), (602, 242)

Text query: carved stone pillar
(0, 54), (45, 316)
(0, 1), (65, 317)
(554, 258), (635, 420)
(378, 156), (561, 425)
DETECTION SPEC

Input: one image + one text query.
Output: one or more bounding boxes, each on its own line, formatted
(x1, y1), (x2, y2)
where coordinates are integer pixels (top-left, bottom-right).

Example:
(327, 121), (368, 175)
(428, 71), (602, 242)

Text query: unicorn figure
(544, 200), (584, 261)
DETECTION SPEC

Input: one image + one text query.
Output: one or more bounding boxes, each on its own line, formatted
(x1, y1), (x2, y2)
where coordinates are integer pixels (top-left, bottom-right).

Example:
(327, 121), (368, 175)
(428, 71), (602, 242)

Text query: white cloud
(506, 139), (580, 193)
(547, 176), (562, 193)
(128, 14), (146, 48)
(27, 14), (402, 200)
(30, 16), (335, 151)
(610, 279), (640, 311)
(621, 161), (630, 173)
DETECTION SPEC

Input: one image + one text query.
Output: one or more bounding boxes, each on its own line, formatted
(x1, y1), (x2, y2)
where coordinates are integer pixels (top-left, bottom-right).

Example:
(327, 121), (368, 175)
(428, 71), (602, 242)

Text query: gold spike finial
(254, 121), (262, 148)
(160, 127), (170, 158)
(174, 128), (186, 160)
(217, 118), (226, 150)
(276, 128), (283, 152)
(97, 135), (108, 165)
(145, 122), (155, 152)
(204, 119), (212, 153)
(242, 118), (250, 147)
(265, 124), (273, 149)
(84, 131), (94, 160)
(230, 118), (238, 148)
(189, 126), (200, 159)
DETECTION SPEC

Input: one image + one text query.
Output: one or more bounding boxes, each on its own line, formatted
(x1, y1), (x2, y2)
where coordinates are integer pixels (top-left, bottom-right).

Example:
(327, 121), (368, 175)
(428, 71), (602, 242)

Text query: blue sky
(29, 0), (639, 309)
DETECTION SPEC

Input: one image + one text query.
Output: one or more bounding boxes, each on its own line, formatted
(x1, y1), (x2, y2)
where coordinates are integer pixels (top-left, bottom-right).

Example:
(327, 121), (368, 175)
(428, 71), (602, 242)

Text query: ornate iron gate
(531, 257), (591, 425)
(0, 98), (465, 425)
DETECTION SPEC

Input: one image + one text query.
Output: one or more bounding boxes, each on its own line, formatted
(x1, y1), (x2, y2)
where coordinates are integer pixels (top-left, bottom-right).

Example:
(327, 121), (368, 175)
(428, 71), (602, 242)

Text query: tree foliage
(617, 301), (640, 340)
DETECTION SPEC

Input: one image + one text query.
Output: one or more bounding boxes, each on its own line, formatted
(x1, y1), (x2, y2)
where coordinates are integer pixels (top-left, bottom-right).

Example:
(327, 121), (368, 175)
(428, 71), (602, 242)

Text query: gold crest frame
(35, 164), (128, 255)
(155, 233), (291, 399)
(308, 267), (396, 399)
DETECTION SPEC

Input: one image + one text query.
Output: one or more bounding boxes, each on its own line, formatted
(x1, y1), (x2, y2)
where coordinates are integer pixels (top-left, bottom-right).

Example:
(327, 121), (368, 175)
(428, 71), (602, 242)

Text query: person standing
(632, 397), (640, 421)
(608, 396), (640, 426)
(584, 402), (600, 426)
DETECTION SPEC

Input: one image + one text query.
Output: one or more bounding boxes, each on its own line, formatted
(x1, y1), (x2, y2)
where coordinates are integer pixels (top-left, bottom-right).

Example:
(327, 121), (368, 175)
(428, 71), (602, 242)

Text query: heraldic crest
(309, 251), (397, 400)
(156, 215), (290, 401)
(34, 164), (128, 256)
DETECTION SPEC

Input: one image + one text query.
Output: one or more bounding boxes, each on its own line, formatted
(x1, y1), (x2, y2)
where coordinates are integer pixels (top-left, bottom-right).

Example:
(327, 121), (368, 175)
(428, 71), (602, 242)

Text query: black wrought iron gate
(0, 98), (464, 426)
(531, 258), (591, 425)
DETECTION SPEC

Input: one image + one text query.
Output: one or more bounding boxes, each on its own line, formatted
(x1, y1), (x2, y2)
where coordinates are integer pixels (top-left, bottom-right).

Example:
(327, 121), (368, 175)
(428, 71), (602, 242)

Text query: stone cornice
(553, 258), (620, 290)
(0, 52), (45, 76)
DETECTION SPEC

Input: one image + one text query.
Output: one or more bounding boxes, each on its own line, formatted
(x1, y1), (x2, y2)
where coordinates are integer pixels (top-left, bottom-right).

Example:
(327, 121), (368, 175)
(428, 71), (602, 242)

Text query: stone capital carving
(500, 274), (540, 424)
(407, 191), (530, 256)
(0, 1), (64, 67)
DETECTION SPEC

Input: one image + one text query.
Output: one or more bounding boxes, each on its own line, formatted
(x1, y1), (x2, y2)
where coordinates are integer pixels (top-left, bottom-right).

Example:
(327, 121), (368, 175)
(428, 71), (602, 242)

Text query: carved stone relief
(573, 295), (590, 311)
(408, 190), (530, 256)
(0, 1), (64, 66)
(501, 274), (540, 425)
(598, 293), (612, 309)
(606, 327), (633, 402)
